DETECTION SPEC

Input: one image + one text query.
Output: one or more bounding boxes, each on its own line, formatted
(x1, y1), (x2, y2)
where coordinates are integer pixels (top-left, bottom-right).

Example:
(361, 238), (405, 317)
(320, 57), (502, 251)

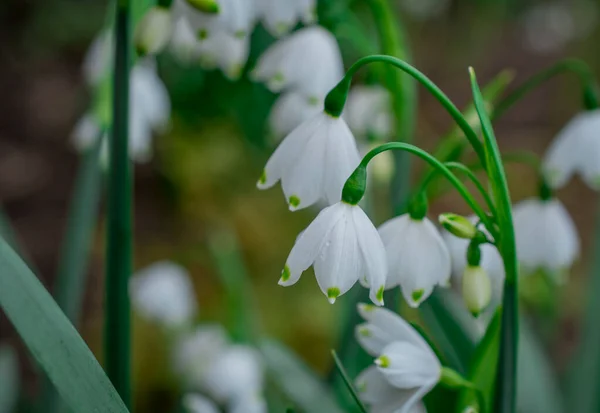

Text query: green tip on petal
(376, 285), (385, 304)
(356, 381), (367, 393)
(375, 355), (390, 368)
(197, 29), (209, 40)
(234, 30), (246, 39)
(358, 326), (371, 337)
(186, 0), (220, 13)
(359, 303), (376, 313)
(258, 170), (267, 186)
(308, 96), (320, 106)
(412, 289), (424, 303)
(288, 195), (300, 209)
(280, 265), (291, 283)
(327, 287), (340, 304)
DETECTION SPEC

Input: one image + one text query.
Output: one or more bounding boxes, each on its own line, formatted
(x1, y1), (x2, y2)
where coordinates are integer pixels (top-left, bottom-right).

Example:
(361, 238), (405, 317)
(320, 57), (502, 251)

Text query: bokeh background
(1, 0), (599, 411)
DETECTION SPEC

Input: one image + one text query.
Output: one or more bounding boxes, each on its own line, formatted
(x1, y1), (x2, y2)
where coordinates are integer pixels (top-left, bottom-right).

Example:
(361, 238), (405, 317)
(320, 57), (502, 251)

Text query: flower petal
(377, 341), (441, 389)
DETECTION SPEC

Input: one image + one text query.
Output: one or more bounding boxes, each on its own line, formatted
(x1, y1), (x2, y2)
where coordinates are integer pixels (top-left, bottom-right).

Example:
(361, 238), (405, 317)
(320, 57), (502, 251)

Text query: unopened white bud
(462, 265), (492, 317)
(134, 7), (173, 56)
(439, 213), (477, 239)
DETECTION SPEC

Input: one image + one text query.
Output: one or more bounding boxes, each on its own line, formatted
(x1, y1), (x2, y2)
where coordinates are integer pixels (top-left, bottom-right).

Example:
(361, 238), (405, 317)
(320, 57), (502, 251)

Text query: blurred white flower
(512, 198), (579, 277)
(173, 324), (230, 388)
(378, 215), (451, 307)
(252, 27), (344, 100)
(399, 0), (450, 21)
(257, 0), (316, 37)
(169, 18), (200, 64)
(344, 85), (394, 140)
(543, 110), (600, 190)
(82, 31), (113, 86)
(195, 30), (250, 80)
(229, 392), (268, 413)
(130, 261), (198, 327)
(182, 394), (220, 413)
(134, 6), (173, 56)
(279, 202), (387, 305)
(268, 91), (322, 142)
(521, 2), (574, 54)
(179, 0), (256, 38)
(257, 112), (360, 210)
(202, 345), (264, 403)
(355, 304), (440, 413)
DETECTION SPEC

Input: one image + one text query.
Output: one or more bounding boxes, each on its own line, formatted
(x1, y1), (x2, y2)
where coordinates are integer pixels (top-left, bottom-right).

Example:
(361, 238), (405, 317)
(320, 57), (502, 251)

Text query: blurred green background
(1, 0), (599, 411)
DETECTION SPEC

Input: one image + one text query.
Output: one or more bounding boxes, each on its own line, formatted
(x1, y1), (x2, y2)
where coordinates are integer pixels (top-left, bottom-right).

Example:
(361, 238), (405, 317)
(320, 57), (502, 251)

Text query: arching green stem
(346, 143), (495, 237)
(493, 58), (599, 118)
(325, 55), (486, 168)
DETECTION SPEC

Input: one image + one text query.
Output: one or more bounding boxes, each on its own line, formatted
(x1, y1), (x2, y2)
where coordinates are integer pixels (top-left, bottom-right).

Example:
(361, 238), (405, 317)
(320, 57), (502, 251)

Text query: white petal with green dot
(180, 0), (255, 39)
(194, 30), (250, 80)
(378, 214), (451, 307)
(134, 6), (173, 56)
(377, 341), (441, 390)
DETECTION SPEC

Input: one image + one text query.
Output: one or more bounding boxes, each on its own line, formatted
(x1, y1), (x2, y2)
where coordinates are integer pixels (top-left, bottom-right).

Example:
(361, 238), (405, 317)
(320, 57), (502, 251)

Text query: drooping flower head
(257, 0), (316, 37)
(178, 0), (256, 39)
(355, 304), (440, 413)
(280, 202), (387, 305)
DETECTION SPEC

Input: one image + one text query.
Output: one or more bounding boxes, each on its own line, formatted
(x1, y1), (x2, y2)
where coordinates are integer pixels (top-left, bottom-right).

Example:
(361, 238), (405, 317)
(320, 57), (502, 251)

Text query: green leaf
(259, 339), (344, 413)
(0, 343), (19, 413)
(456, 310), (501, 413)
(0, 236), (129, 413)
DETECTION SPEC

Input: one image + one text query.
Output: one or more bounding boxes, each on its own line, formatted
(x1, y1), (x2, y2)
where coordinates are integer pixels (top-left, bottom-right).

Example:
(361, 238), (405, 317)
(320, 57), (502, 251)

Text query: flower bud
(439, 213), (477, 239)
(462, 265), (492, 317)
(134, 7), (173, 56)
(185, 0), (220, 13)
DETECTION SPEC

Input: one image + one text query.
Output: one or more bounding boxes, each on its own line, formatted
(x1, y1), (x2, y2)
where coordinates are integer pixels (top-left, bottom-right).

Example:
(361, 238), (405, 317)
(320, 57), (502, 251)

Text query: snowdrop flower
(134, 6), (173, 56)
(345, 85), (394, 140)
(355, 304), (440, 413)
(173, 324), (229, 388)
(512, 197), (579, 277)
(180, 0), (256, 38)
(169, 18), (200, 64)
(279, 202), (387, 305)
(268, 91), (322, 142)
(520, 2), (574, 54)
(195, 30), (250, 80)
(129, 261), (198, 327)
(182, 394), (219, 413)
(229, 392), (268, 413)
(378, 214), (451, 307)
(543, 110), (600, 190)
(252, 27), (344, 100)
(82, 31), (112, 86)
(202, 345), (264, 403)
(258, 111), (360, 209)
(257, 0), (316, 37)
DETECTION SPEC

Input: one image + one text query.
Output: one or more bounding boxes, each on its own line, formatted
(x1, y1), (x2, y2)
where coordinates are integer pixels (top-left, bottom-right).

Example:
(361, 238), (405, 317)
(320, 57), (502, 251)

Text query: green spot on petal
(258, 170), (267, 185)
(198, 29), (208, 40)
(375, 355), (390, 368)
(289, 195), (300, 208)
(327, 287), (340, 302)
(308, 96), (320, 106)
(358, 326), (371, 337)
(234, 30), (246, 39)
(376, 286), (385, 303)
(412, 289), (425, 303)
(361, 304), (376, 313)
(280, 265), (291, 282)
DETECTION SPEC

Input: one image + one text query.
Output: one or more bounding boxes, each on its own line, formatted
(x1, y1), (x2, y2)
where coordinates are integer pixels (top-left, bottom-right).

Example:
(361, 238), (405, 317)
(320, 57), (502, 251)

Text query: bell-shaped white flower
(257, 0), (316, 37)
(378, 214), (451, 307)
(355, 304), (440, 413)
(345, 85), (394, 140)
(512, 197), (579, 276)
(268, 91), (323, 142)
(258, 111), (360, 209)
(182, 394), (220, 413)
(134, 6), (173, 56)
(229, 392), (268, 413)
(82, 31), (113, 86)
(173, 324), (229, 388)
(543, 110), (600, 189)
(169, 18), (200, 64)
(202, 345), (264, 403)
(129, 261), (198, 327)
(279, 202), (387, 305)
(179, 0), (256, 39)
(252, 27), (344, 100)
(195, 30), (250, 80)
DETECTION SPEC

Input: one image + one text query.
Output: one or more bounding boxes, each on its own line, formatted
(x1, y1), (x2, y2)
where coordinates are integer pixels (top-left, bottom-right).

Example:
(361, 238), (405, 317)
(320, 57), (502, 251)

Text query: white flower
(178, 0), (256, 38)
(252, 27), (344, 100)
(134, 6), (173, 56)
(378, 215), (451, 307)
(257, 0), (316, 37)
(195, 30), (250, 80)
(229, 392), (268, 413)
(355, 304), (440, 413)
(279, 202), (387, 305)
(268, 91), (323, 142)
(129, 261), (198, 327)
(258, 112), (360, 210)
(512, 197), (579, 276)
(82, 31), (113, 86)
(173, 324), (229, 388)
(543, 110), (600, 190)
(169, 18), (200, 64)
(182, 394), (220, 413)
(462, 265), (492, 317)
(202, 345), (264, 403)
(345, 85), (394, 140)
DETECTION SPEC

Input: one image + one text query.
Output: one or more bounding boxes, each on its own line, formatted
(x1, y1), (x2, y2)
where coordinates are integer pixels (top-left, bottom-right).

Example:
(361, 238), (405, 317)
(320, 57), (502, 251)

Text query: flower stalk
(104, 0), (132, 406)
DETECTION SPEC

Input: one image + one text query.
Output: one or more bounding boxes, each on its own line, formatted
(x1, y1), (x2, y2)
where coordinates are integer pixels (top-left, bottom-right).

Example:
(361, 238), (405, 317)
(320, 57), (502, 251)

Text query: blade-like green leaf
(259, 339), (344, 413)
(0, 236), (129, 413)
(0, 343), (19, 413)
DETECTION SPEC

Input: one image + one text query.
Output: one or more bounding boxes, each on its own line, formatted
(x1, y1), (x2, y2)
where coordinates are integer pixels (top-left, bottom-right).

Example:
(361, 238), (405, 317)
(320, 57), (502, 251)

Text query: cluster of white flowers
(128, 261), (266, 413)
(72, 31), (171, 163)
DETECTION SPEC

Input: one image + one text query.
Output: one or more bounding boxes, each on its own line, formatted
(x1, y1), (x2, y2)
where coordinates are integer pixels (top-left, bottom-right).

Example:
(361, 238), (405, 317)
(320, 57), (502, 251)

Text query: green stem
(331, 350), (368, 413)
(105, 0), (132, 407)
(358, 143), (495, 236)
(493, 58), (599, 118)
(327, 55), (486, 168)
